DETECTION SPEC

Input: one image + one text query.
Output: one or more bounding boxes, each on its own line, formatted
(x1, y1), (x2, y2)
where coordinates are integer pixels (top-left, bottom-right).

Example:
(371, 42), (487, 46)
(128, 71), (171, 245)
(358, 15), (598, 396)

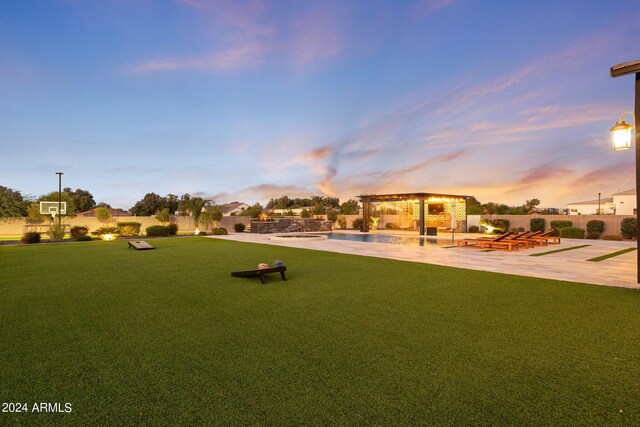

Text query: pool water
(327, 233), (444, 247)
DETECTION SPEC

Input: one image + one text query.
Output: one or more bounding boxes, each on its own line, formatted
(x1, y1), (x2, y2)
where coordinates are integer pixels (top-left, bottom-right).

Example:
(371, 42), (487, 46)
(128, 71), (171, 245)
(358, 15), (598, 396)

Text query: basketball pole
(56, 172), (63, 227)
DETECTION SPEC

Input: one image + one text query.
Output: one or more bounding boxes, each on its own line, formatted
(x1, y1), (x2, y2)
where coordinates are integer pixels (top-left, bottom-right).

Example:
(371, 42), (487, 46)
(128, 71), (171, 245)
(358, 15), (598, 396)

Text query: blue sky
(1, 0), (639, 209)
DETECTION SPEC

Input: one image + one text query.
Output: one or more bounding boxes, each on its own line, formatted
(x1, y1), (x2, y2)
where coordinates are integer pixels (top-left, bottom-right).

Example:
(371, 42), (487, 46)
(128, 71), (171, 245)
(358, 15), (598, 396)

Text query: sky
(1, 0), (639, 209)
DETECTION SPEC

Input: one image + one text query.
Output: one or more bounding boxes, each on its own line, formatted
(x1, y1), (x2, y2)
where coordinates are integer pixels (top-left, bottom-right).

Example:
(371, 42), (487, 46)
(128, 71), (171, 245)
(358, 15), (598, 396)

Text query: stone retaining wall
(250, 219), (333, 234)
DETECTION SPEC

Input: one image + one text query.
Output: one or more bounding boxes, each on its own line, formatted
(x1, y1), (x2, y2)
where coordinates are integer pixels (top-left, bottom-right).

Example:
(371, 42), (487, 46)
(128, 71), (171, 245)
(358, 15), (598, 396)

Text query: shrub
(352, 218), (363, 230)
(146, 225), (170, 237)
(75, 235), (92, 241)
(550, 220), (573, 230)
(517, 227), (525, 232)
(559, 227), (585, 239)
(385, 222), (400, 230)
(300, 209), (311, 218)
(621, 217), (637, 240)
(91, 226), (118, 236)
(210, 228), (228, 235)
(586, 220), (605, 239)
(530, 218), (545, 232)
(337, 216), (347, 230)
(168, 223), (178, 235)
(94, 206), (112, 225)
(70, 226), (89, 239)
(198, 231), (208, 236)
(468, 225), (479, 233)
(155, 208), (170, 224)
(21, 232), (41, 244)
(234, 223), (246, 233)
(327, 211), (338, 222)
(116, 222), (142, 237)
(602, 235), (623, 241)
(48, 224), (66, 241)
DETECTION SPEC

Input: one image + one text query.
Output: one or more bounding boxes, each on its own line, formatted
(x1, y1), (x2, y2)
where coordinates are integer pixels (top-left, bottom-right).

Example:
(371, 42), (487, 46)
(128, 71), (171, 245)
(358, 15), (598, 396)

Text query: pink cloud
(128, 41), (266, 74)
(289, 9), (343, 66)
(287, 145), (336, 164)
(177, 0), (275, 36)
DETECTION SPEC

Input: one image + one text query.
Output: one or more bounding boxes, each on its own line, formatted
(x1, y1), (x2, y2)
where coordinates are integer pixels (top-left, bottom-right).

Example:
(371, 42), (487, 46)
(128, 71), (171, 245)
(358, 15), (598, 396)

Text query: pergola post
(610, 60), (640, 284)
(362, 199), (370, 232)
(419, 197), (425, 236)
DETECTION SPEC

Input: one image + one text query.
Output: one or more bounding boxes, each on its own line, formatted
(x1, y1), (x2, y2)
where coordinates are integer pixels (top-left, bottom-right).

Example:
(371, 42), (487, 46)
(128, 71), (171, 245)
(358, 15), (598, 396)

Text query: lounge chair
(529, 229), (561, 245)
(500, 231), (544, 249)
(457, 232), (519, 251)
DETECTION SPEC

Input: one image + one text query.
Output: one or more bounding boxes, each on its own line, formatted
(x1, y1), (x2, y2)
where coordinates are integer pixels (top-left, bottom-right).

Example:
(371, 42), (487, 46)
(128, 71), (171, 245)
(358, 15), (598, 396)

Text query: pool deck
(208, 230), (638, 289)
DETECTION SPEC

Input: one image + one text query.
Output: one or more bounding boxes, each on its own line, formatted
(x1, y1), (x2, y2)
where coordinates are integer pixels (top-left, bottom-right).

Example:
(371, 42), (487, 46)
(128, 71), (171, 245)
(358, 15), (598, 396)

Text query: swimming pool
(327, 233), (443, 247)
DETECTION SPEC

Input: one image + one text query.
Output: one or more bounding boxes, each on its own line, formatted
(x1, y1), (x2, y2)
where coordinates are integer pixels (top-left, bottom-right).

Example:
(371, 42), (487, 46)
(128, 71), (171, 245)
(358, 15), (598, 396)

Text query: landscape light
(194, 227), (200, 235)
(610, 112), (634, 150)
(103, 234), (114, 241)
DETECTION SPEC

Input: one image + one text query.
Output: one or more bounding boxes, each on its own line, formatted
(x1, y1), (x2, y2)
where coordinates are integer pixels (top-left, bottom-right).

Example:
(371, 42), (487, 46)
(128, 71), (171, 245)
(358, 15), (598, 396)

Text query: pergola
(358, 192), (470, 235)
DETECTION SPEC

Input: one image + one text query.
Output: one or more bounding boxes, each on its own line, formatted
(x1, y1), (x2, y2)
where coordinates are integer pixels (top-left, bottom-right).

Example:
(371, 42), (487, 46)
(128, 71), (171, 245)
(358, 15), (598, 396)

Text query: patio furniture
(457, 232), (515, 250)
(528, 229), (561, 245)
(231, 266), (287, 284)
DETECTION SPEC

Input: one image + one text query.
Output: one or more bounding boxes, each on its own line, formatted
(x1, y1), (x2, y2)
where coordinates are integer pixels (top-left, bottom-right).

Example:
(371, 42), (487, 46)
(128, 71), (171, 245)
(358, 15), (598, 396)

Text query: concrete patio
(208, 231), (638, 289)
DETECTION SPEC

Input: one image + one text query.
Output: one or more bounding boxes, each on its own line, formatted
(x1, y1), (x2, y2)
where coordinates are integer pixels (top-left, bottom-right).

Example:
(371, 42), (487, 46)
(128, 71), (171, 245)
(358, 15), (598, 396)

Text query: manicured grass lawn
(1, 237), (640, 425)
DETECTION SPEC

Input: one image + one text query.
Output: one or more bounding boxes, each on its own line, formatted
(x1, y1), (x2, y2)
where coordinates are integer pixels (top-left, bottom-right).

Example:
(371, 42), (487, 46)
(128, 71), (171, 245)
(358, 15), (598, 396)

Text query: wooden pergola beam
(611, 60), (640, 78)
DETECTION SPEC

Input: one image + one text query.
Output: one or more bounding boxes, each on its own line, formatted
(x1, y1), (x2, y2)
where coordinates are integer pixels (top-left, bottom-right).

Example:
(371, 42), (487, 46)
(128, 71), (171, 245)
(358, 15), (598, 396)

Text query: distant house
(612, 189), (636, 215)
(567, 188), (635, 215)
(220, 202), (250, 216)
(77, 207), (130, 217)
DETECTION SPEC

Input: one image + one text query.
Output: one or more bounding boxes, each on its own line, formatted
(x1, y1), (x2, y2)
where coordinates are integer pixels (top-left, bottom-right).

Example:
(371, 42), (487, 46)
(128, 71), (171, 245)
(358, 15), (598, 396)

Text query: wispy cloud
(210, 183), (309, 203)
(289, 8), (343, 67)
(411, 0), (456, 17)
(128, 41), (266, 74)
(129, 1), (346, 74)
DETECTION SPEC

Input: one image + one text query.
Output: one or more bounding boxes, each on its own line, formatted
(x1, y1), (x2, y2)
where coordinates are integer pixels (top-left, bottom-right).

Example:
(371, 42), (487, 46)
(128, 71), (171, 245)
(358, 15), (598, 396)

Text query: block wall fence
(0, 215), (252, 236)
(476, 214), (634, 236)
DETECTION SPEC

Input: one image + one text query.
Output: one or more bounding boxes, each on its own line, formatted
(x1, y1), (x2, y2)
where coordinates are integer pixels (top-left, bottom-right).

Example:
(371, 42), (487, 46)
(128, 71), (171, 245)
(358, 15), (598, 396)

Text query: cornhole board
(128, 241), (155, 250)
(231, 266), (287, 284)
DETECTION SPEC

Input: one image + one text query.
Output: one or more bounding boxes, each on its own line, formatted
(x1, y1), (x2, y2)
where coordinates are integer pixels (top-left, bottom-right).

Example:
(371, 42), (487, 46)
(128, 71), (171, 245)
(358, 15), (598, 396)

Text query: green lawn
(1, 238), (639, 425)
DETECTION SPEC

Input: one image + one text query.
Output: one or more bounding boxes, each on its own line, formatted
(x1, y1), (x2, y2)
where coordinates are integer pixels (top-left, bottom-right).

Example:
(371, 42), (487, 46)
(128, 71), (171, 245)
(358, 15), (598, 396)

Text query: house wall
(614, 194), (636, 215)
(567, 203), (601, 215)
(480, 214), (634, 236)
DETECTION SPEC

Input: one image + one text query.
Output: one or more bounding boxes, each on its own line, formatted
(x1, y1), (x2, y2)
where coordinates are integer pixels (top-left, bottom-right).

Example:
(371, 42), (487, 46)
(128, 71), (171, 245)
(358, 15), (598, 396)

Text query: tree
(63, 187), (95, 213)
(524, 198), (541, 214)
(130, 193), (165, 216)
(166, 194), (179, 213)
(156, 208), (170, 224)
(240, 203), (263, 219)
(39, 191), (76, 216)
(312, 204), (326, 215)
(27, 203), (45, 224)
(177, 193), (193, 216)
(466, 196), (483, 215)
(0, 186), (28, 219)
(187, 198), (208, 229)
(339, 200), (359, 214)
(200, 204), (223, 230)
(94, 206), (112, 226)
(300, 208), (311, 218)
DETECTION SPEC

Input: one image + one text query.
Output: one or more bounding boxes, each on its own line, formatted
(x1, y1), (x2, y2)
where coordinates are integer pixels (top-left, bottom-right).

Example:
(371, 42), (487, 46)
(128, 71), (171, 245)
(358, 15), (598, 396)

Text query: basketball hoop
(40, 201), (66, 219)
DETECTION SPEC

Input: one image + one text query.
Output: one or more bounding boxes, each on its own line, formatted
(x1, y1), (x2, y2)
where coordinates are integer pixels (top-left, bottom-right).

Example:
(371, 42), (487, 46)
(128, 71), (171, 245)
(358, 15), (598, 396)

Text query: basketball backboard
(40, 201), (67, 216)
